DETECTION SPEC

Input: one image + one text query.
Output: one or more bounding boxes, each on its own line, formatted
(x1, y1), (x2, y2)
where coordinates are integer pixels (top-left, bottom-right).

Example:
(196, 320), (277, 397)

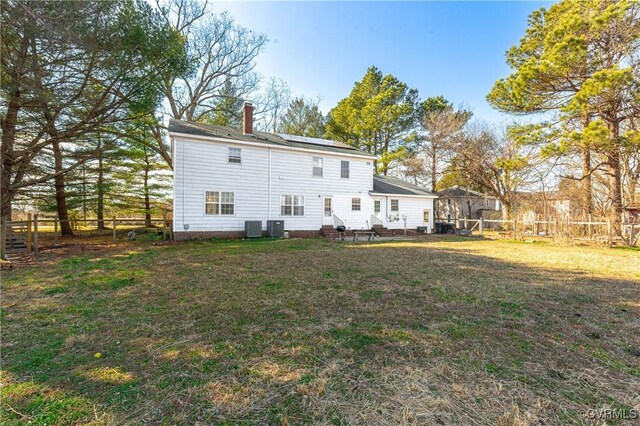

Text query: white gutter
(168, 131), (378, 161)
(369, 192), (438, 199)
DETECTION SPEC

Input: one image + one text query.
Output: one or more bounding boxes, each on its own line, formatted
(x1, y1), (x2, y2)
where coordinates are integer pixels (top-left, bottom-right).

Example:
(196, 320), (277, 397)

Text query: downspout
(268, 148), (272, 221)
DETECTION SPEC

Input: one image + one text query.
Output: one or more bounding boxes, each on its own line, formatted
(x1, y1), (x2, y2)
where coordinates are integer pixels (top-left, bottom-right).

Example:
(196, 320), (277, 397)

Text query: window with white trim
(341, 160), (349, 178)
(374, 200), (381, 213)
(312, 157), (323, 177)
(423, 209), (431, 224)
(228, 147), (241, 163)
(281, 195), (304, 216)
(205, 191), (234, 215)
(391, 199), (399, 212)
(352, 197), (361, 211)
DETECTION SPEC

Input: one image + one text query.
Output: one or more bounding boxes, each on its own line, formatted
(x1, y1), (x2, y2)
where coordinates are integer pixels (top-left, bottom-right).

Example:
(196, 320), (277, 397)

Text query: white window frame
(391, 199), (399, 212)
(228, 147), (241, 164)
(312, 157), (323, 177)
(374, 200), (381, 213)
(341, 160), (350, 179)
(423, 209), (431, 224)
(351, 197), (361, 211)
(205, 191), (235, 215)
(281, 195), (305, 216)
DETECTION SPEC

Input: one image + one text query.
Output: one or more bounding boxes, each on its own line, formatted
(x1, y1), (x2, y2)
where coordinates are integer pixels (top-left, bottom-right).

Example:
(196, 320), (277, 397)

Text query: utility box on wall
(245, 221), (262, 238)
(266, 220), (284, 237)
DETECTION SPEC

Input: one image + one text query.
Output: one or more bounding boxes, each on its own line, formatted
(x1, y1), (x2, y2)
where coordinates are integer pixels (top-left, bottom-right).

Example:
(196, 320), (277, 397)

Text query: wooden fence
(1, 215), (172, 258)
(437, 215), (640, 246)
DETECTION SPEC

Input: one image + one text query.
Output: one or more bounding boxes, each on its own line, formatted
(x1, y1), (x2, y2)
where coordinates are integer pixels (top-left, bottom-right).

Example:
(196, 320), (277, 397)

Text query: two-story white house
(169, 104), (437, 240)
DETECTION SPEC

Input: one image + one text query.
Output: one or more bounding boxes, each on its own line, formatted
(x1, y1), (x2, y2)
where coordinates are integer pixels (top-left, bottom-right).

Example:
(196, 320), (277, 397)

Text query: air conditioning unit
(245, 221), (262, 238)
(388, 214), (400, 222)
(267, 220), (285, 237)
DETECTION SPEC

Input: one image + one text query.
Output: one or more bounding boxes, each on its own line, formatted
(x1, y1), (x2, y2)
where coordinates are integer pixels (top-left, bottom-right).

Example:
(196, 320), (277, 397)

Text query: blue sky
(217, 1), (554, 124)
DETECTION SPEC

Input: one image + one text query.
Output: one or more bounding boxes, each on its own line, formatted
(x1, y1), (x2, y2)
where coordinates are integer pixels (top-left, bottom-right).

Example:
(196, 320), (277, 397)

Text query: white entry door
(322, 196), (333, 226)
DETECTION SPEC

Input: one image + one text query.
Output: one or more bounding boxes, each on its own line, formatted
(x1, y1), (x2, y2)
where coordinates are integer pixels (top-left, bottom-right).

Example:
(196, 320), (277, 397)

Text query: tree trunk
(581, 146), (593, 215)
(501, 200), (511, 219)
(431, 149), (437, 192)
(607, 147), (623, 233)
(0, 32), (29, 221)
(96, 138), (105, 230)
(143, 148), (152, 227)
(52, 140), (73, 236)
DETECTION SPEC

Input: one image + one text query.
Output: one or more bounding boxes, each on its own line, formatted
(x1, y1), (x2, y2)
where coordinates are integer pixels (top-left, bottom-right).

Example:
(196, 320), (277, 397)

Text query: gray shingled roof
(372, 175), (437, 197)
(438, 186), (487, 197)
(168, 119), (376, 158)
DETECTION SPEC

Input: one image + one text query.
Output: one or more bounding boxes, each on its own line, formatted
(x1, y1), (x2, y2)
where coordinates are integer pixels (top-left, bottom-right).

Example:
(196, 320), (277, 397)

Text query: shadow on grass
(2, 238), (639, 424)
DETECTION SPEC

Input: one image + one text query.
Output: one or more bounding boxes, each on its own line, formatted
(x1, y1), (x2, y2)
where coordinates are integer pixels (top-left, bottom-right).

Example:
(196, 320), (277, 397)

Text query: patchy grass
(1, 236), (639, 425)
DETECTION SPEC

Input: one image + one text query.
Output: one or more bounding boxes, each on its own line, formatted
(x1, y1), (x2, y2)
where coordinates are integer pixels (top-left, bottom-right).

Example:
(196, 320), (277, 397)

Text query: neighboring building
(169, 104), (437, 239)
(514, 191), (576, 221)
(436, 186), (501, 221)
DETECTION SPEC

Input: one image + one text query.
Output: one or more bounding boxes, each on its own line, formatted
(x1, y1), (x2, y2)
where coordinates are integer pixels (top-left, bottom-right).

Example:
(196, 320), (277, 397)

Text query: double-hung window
(391, 199), (399, 212)
(205, 191), (234, 215)
(312, 157), (323, 177)
(341, 161), (349, 178)
(281, 195), (304, 216)
(374, 200), (381, 213)
(352, 197), (361, 211)
(228, 147), (241, 163)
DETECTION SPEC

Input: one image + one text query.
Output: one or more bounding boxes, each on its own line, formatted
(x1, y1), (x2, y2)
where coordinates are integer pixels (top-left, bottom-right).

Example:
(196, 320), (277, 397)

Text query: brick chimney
(242, 102), (253, 135)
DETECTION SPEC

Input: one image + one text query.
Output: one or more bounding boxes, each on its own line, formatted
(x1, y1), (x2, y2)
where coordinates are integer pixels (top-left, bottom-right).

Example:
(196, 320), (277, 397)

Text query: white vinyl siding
(228, 147), (241, 163)
(312, 157), (323, 177)
(281, 195), (304, 216)
(173, 137), (376, 232)
(341, 160), (349, 178)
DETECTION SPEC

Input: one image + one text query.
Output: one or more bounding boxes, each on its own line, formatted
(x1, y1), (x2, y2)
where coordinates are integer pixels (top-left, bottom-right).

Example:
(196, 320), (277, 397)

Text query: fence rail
(1, 215), (172, 259)
(435, 215), (639, 247)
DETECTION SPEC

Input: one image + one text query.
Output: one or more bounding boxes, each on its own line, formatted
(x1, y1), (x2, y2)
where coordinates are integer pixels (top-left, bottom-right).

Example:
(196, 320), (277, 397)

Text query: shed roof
(372, 175), (437, 197)
(438, 186), (491, 198)
(168, 119), (376, 158)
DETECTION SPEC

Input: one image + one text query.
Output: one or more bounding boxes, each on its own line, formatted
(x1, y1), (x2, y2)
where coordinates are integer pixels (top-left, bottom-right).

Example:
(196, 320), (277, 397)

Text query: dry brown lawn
(1, 236), (639, 425)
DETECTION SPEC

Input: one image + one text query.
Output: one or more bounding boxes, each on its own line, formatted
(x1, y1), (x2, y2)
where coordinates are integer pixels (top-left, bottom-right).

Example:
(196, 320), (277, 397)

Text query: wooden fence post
(479, 217), (484, 236)
(464, 217), (468, 230)
(26, 212), (32, 252)
(54, 218), (58, 244)
(112, 217), (117, 243)
(588, 214), (593, 240)
(162, 213), (167, 241)
(1, 217), (6, 260)
(33, 214), (39, 256)
(606, 218), (612, 247)
(513, 217), (518, 240)
(533, 213), (538, 236)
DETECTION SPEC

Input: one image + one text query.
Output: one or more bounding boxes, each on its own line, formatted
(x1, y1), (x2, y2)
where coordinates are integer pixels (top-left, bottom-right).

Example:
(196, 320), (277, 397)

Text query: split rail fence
(438, 215), (640, 246)
(1, 214), (172, 258)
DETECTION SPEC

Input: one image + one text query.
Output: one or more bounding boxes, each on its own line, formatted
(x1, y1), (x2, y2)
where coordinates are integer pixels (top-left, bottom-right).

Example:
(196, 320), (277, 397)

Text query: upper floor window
(281, 195), (304, 216)
(391, 199), (399, 212)
(312, 157), (323, 177)
(228, 147), (241, 164)
(352, 197), (361, 211)
(341, 161), (350, 178)
(205, 191), (234, 215)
